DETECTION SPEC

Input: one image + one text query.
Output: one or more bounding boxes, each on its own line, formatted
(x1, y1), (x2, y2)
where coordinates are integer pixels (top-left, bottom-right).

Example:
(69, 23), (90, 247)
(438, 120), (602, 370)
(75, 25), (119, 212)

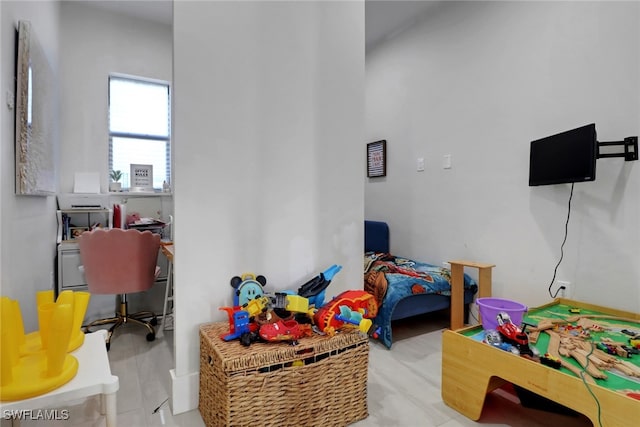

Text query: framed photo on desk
(130, 164), (153, 192)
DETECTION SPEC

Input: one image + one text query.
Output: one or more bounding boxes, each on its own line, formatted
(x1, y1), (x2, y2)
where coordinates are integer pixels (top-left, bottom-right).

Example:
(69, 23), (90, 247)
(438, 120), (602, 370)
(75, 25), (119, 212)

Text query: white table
(0, 330), (119, 427)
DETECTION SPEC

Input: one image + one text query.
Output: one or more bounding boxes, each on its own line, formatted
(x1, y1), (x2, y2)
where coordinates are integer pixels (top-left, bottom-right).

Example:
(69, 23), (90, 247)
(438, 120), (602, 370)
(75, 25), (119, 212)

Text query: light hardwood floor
(5, 312), (593, 426)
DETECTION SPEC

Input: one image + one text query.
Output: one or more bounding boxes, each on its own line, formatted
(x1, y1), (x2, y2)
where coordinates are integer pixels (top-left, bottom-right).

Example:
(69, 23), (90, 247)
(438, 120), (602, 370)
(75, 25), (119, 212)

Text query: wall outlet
(557, 280), (571, 298)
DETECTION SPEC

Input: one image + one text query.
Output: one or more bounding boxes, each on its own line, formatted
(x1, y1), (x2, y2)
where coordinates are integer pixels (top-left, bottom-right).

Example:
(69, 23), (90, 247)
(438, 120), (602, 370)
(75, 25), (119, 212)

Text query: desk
(0, 330), (119, 427)
(160, 242), (174, 263)
(160, 242), (174, 331)
(442, 298), (639, 427)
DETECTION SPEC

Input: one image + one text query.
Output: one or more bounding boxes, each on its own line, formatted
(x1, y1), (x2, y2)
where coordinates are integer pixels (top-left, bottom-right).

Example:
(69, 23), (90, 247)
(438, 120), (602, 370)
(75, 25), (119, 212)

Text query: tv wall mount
(597, 136), (638, 161)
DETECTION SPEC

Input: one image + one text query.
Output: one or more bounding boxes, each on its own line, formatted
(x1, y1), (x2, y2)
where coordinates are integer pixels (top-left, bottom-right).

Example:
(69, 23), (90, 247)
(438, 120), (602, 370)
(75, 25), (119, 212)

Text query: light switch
(443, 154), (452, 169)
(417, 157), (425, 172)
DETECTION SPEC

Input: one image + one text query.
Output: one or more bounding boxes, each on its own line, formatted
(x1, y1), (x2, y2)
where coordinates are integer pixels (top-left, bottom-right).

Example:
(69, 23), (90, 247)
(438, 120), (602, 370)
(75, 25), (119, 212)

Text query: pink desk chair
(78, 228), (161, 350)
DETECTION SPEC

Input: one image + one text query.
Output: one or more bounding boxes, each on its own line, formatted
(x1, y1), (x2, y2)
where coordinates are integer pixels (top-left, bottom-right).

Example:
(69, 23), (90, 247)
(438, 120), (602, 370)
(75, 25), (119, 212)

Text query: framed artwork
(15, 21), (56, 196)
(130, 164), (153, 191)
(367, 140), (387, 178)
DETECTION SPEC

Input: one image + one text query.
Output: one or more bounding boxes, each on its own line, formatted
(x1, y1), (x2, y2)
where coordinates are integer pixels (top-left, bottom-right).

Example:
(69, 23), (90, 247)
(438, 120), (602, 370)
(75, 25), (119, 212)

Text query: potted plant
(109, 170), (122, 192)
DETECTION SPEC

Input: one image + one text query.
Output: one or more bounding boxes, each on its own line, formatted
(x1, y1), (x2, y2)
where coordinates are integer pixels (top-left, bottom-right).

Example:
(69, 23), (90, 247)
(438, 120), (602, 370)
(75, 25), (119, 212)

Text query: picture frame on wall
(130, 164), (153, 192)
(367, 140), (387, 178)
(15, 21), (56, 196)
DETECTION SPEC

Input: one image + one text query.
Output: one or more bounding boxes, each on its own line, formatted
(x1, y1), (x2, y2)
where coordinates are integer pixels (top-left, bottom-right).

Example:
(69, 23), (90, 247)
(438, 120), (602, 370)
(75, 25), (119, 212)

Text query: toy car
(540, 353), (562, 369)
(259, 320), (312, 343)
(495, 312), (533, 356)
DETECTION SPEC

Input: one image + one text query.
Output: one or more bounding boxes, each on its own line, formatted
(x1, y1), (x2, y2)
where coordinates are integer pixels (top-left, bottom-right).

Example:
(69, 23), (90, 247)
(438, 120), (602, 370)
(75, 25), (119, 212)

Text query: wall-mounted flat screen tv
(529, 123), (597, 186)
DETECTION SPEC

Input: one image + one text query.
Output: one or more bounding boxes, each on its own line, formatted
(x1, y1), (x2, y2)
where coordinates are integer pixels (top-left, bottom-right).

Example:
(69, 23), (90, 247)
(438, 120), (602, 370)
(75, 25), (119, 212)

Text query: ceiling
(365, 1), (438, 50)
(80, 1), (172, 26)
(81, 0), (436, 51)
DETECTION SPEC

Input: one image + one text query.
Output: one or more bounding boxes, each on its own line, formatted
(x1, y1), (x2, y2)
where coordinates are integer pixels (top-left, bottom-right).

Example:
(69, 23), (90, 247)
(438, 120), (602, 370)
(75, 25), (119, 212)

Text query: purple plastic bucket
(476, 297), (528, 331)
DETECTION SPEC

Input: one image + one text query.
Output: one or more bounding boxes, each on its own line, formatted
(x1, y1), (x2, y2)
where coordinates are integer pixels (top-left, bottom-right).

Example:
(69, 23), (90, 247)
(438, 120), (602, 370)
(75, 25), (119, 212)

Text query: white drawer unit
(58, 242), (87, 288)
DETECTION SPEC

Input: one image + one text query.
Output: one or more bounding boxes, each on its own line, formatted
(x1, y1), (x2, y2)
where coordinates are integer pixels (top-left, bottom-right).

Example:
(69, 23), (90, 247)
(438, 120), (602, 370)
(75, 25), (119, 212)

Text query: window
(109, 75), (170, 190)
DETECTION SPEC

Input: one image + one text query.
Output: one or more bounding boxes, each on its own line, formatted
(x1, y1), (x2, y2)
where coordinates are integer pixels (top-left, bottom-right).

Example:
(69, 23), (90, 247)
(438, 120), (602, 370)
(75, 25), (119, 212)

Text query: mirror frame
(15, 20), (55, 196)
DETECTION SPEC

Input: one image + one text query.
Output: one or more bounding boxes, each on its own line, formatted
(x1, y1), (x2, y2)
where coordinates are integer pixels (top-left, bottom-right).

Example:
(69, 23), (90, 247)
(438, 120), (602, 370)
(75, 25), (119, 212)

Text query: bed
(364, 220), (478, 348)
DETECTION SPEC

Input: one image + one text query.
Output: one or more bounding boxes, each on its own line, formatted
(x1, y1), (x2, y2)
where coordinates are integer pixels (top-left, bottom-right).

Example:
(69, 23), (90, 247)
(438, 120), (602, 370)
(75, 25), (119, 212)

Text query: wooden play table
(442, 298), (639, 427)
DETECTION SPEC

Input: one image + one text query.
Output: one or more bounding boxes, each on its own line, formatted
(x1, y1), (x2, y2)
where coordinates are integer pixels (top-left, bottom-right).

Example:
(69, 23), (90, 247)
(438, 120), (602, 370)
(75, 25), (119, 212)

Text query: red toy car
(496, 312), (533, 356)
(259, 320), (312, 343)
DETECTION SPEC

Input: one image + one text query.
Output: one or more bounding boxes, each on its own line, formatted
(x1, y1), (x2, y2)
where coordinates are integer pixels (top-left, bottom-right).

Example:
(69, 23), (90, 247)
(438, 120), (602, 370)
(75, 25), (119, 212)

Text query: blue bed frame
(365, 220), (476, 344)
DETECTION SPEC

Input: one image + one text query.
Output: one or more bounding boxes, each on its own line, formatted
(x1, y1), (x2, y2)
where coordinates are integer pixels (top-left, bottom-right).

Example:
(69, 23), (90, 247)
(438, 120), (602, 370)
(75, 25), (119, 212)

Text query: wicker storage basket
(199, 322), (369, 427)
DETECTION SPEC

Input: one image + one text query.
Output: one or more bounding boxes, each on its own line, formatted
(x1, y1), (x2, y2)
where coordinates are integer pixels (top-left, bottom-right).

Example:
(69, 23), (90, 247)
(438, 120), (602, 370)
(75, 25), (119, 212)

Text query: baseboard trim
(169, 369), (199, 415)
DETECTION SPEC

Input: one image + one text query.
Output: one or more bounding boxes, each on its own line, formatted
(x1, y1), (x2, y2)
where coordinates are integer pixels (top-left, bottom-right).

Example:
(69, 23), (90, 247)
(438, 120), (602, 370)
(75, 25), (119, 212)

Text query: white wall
(1, 1), (60, 332)
(0, 1), (173, 331)
(56, 2), (173, 321)
(366, 1), (639, 312)
(173, 0), (364, 413)
(59, 1), (172, 193)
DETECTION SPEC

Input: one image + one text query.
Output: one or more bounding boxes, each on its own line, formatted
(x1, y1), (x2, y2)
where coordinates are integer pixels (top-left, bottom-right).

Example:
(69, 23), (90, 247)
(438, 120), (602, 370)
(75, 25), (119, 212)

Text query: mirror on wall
(15, 20), (55, 196)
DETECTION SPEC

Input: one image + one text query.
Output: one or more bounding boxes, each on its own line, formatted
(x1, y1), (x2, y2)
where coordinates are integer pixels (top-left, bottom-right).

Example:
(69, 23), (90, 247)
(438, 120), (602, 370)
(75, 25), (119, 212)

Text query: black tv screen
(529, 123), (597, 186)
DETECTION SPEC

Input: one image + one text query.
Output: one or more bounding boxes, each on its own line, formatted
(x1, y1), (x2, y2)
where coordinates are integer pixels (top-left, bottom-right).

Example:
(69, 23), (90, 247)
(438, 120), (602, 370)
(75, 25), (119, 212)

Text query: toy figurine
(230, 273), (267, 306)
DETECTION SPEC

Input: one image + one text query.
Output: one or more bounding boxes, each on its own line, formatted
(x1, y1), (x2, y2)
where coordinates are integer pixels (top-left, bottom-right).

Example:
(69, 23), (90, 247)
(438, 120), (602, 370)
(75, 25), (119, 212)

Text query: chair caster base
(146, 332), (156, 342)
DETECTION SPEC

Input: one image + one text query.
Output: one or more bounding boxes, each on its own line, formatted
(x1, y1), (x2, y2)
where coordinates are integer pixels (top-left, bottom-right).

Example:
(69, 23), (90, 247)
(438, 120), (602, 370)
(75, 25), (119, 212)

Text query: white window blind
(109, 75), (170, 189)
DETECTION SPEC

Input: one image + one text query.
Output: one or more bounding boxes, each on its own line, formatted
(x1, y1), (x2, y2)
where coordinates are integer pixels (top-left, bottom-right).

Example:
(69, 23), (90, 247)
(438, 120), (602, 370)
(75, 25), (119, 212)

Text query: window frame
(108, 73), (171, 191)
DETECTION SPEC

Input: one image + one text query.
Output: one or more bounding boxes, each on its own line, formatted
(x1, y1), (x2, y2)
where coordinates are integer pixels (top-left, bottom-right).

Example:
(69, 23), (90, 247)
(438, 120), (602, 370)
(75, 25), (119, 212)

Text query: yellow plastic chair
(0, 296), (78, 401)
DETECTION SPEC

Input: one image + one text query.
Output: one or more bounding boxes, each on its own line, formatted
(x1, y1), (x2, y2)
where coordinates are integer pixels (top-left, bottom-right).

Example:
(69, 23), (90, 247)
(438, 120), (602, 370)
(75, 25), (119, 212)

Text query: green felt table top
(462, 301), (640, 393)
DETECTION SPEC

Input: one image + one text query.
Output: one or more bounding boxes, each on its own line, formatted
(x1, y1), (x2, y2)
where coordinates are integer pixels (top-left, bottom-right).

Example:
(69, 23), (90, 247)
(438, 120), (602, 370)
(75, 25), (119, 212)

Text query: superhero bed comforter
(364, 221), (478, 348)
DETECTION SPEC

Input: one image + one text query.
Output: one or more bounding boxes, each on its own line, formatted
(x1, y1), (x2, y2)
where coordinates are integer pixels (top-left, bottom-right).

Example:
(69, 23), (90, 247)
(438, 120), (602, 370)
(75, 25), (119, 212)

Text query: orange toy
(314, 290), (378, 336)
